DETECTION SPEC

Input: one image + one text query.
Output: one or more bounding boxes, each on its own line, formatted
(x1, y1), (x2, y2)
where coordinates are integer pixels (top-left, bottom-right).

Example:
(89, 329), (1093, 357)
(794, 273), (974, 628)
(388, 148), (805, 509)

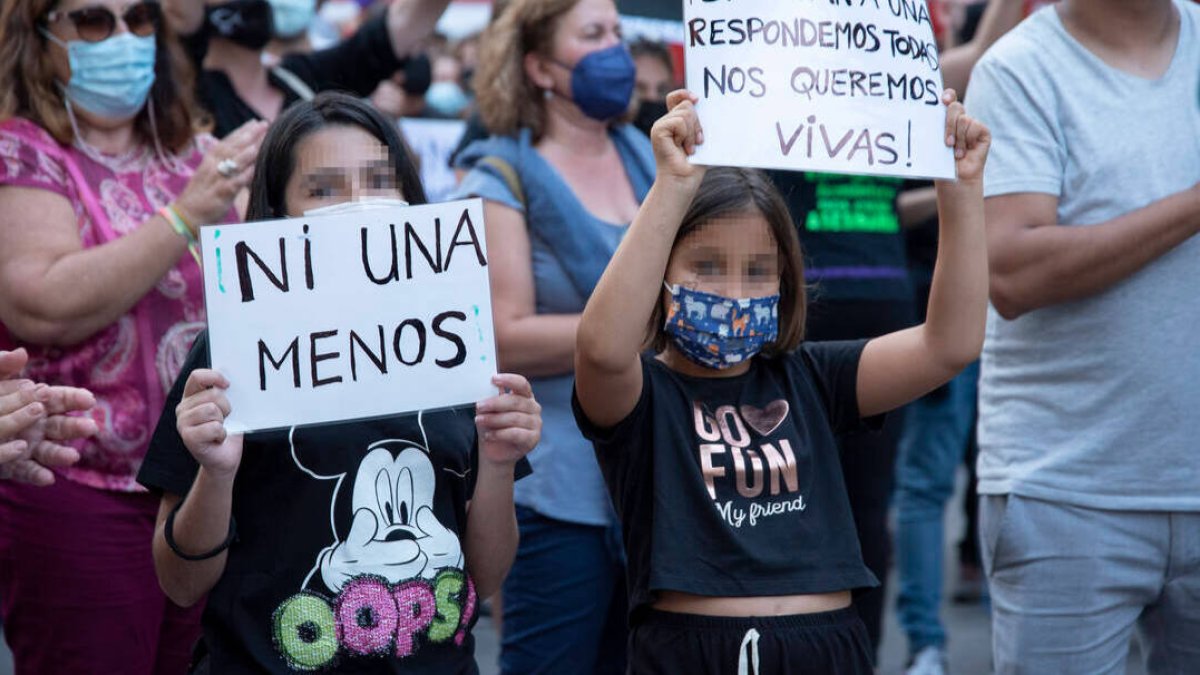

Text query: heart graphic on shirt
(740, 400), (789, 437)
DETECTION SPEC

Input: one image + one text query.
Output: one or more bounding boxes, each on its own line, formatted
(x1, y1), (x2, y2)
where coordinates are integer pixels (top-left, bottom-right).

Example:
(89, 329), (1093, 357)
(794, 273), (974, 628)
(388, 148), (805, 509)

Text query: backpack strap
(270, 66), (316, 102)
(475, 155), (525, 209)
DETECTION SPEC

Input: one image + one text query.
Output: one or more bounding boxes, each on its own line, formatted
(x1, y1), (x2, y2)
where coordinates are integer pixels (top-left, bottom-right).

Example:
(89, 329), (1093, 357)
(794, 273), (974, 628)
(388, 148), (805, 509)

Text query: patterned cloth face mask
(663, 282), (780, 370)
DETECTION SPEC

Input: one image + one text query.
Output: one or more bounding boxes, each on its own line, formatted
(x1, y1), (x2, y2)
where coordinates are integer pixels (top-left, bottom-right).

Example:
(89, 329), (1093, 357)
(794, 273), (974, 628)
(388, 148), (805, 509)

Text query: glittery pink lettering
(454, 576), (478, 646)
(334, 576), (399, 656)
(272, 570), (476, 668)
(392, 580), (437, 657)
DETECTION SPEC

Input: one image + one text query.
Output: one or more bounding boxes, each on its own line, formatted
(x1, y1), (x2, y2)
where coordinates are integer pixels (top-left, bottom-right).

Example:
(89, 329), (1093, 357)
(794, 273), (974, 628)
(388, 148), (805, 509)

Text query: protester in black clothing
(138, 93), (541, 673)
(573, 88), (990, 673)
(163, 0), (451, 136)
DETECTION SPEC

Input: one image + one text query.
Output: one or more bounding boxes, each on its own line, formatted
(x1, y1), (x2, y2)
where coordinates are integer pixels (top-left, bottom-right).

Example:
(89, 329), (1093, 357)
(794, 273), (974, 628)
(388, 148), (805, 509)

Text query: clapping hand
(0, 349), (97, 486)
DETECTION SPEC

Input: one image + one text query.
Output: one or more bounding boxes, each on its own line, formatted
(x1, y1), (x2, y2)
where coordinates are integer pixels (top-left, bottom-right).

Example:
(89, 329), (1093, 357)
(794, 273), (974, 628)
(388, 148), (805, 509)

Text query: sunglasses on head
(45, 1), (162, 43)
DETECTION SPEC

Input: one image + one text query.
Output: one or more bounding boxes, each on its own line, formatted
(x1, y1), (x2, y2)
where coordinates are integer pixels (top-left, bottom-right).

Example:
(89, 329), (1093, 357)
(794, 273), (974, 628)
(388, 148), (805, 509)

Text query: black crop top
(573, 341), (881, 619)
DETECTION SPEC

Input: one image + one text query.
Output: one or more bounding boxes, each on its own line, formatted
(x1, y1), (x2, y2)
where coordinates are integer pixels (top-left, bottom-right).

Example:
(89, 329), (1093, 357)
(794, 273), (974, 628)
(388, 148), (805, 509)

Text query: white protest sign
(399, 117), (469, 204)
(200, 199), (497, 433)
(684, 0), (955, 180)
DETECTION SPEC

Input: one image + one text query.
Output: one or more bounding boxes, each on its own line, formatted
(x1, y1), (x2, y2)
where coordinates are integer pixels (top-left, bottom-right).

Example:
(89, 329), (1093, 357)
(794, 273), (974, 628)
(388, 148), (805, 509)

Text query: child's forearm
(463, 459), (518, 600)
(577, 179), (698, 371)
(152, 467), (235, 608)
(924, 178), (989, 368)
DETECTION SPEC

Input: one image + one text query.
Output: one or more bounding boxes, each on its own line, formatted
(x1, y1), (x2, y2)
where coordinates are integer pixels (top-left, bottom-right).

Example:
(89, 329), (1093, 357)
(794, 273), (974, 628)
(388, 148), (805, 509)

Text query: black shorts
(628, 606), (874, 675)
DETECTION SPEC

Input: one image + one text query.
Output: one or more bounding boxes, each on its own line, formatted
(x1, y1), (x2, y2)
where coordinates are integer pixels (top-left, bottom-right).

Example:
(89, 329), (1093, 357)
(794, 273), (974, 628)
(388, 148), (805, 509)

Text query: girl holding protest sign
(138, 93), (542, 673)
(572, 88), (989, 672)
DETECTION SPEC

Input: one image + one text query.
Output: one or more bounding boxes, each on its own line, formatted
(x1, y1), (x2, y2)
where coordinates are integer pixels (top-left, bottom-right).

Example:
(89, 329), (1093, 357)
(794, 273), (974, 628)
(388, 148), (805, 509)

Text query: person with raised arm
(164, 0), (452, 137)
(573, 88), (990, 673)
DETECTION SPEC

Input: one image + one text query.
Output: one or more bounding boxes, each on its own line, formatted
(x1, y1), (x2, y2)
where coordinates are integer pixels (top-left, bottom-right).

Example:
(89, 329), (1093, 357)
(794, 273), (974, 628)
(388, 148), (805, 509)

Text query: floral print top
(0, 117), (235, 492)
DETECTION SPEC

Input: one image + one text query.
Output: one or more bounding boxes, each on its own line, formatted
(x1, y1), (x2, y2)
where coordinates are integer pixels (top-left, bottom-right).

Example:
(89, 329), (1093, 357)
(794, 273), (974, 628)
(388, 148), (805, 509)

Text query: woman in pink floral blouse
(0, 0), (266, 671)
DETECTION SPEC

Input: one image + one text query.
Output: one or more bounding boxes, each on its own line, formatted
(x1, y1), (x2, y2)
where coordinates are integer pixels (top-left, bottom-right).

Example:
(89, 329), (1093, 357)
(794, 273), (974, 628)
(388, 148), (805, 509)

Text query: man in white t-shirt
(967, 0), (1200, 672)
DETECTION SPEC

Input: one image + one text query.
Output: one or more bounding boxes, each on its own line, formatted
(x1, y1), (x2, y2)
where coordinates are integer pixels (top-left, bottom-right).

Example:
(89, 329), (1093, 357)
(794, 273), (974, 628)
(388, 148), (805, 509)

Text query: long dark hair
(647, 167), (808, 356)
(246, 92), (427, 221)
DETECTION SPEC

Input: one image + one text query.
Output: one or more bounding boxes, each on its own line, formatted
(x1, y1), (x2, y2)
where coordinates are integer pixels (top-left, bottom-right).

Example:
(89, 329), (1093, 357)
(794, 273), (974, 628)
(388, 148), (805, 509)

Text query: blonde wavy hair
(474, 0), (579, 142)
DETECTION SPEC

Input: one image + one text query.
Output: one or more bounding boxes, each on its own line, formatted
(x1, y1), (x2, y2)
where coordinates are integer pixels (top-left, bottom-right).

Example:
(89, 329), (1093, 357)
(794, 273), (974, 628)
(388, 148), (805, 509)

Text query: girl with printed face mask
(139, 92), (542, 673)
(162, 0), (451, 137)
(450, 0), (652, 670)
(573, 89), (991, 673)
(0, 0), (263, 670)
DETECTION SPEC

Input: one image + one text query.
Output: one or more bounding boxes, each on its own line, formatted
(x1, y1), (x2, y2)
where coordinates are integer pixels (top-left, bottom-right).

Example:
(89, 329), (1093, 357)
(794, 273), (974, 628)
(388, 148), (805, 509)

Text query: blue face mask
(42, 31), (156, 120)
(554, 44), (636, 121)
(425, 81), (469, 118)
(269, 0), (316, 39)
(663, 283), (780, 370)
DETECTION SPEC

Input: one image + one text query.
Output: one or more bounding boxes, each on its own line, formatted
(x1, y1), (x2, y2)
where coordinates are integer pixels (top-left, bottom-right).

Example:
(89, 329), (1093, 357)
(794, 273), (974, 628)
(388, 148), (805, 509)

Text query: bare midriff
(653, 590), (852, 617)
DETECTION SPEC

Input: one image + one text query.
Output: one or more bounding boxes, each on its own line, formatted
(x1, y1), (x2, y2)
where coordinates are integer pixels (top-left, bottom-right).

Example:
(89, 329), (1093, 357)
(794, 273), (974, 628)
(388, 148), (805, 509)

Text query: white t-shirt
(968, 0), (1200, 510)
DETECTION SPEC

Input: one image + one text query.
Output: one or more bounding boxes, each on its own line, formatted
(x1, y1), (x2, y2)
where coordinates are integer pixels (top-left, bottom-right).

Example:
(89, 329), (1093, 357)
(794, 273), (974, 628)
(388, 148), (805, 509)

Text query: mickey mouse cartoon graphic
(289, 415), (464, 595)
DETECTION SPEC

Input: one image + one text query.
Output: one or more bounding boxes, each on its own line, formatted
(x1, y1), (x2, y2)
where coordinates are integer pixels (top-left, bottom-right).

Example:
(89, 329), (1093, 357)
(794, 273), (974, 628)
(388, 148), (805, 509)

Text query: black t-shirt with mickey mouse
(138, 332), (528, 674)
(572, 340), (881, 621)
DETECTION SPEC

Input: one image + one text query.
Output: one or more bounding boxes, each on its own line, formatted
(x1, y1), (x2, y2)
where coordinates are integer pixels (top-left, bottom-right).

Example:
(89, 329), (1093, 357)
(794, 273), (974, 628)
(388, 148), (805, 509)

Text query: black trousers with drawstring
(628, 607), (874, 675)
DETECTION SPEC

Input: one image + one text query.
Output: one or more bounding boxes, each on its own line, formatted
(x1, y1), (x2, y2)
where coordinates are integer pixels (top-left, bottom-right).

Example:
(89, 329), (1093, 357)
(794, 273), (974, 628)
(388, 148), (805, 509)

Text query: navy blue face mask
(551, 44), (636, 121)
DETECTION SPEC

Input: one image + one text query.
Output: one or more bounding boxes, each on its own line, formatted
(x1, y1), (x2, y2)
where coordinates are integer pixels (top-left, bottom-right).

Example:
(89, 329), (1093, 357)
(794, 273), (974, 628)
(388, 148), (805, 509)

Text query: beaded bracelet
(164, 497), (237, 562)
(159, 204), (202, 267)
